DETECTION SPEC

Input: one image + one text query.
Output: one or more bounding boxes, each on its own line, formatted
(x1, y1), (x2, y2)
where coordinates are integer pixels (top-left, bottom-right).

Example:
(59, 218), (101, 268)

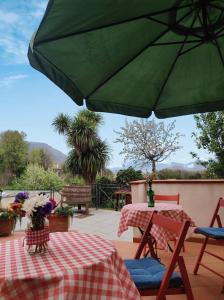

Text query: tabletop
(0, 232), (140, 300)
(118, 203), (195, 250)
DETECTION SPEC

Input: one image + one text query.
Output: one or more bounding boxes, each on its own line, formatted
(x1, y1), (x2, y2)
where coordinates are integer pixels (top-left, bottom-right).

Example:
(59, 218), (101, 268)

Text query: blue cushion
(195, 227), (224, 240)
(125, 257), (182, 289)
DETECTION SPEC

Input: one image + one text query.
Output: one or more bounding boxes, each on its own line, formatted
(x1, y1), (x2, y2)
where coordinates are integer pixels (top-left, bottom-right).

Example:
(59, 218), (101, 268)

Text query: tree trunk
(151, 160), (157, 179)
(152, 160), (156, 173)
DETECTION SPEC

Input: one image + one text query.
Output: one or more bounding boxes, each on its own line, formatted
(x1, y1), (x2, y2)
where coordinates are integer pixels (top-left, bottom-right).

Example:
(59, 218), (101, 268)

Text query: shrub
(116, 167), (143, 185)
(12, 164), (65, 190)
(96, 176), (115, 184)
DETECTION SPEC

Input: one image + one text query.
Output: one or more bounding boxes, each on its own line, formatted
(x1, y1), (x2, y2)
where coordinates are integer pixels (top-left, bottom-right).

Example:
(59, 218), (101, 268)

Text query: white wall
(131, 180), (224, 240)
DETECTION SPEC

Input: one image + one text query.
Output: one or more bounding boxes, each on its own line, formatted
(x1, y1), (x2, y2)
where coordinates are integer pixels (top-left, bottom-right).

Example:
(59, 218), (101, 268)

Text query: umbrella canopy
(28, 0), (224, 118)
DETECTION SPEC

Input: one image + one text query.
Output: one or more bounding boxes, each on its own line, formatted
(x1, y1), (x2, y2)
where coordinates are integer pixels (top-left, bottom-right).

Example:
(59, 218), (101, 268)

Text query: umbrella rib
(153, 40), (201, 46)
(86, 7), (195, 100)
(146, 16), (170, 27)
(191, 0), (203, 27)
(35, 4), (192, 46)
(209, 3), (224, 12)
(179, 41), (204, 56)
(153, 13), (199, 110)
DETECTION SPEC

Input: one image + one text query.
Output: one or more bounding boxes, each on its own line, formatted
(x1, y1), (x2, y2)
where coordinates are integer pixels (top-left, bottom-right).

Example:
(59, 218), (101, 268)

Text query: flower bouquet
(8, 192), (29, 224)
(0, 209), (17, 236)
(22, 195), (57, 253)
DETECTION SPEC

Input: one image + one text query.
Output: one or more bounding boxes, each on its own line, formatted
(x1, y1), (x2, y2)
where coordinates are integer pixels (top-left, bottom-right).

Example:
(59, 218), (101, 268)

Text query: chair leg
(174, 239), (185, 252)
(178, 256), (194, 300)
(193, 236), (209, 275)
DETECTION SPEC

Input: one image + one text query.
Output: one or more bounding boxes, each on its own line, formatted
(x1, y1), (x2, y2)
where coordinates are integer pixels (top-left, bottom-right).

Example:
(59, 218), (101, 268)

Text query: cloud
(31, 1), (48, 18)
(0, 37), (27, 64)
(0, 11), (19, 24)
(0, 1), (47, 65)
(0, 74), (28, 87)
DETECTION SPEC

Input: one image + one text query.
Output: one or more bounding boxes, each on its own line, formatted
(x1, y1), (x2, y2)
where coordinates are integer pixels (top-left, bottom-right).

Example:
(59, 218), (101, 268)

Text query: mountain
(109, 161), (205, 173)
(28, 142), (67, 166)
(156, 161), (205, 171)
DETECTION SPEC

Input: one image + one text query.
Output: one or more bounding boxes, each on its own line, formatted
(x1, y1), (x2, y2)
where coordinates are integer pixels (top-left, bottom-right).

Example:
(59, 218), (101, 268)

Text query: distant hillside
(28, 142), (67, 166)
(109, 161), (205, 174)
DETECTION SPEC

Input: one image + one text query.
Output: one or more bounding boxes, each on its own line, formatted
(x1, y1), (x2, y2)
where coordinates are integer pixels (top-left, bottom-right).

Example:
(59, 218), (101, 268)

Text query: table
(0, 232), (140, 300)
(118, 203), (195, 250)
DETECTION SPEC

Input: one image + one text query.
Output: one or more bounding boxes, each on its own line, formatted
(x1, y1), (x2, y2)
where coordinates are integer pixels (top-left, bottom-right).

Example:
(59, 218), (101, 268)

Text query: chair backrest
(135, 212), (191, 298)
(210, 197), (224, 228)
(154, 194), (180, 205)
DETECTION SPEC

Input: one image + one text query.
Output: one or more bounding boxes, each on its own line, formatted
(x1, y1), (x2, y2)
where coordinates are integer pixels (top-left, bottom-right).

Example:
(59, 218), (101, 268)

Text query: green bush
(116, 167), (143, 185)
(96, 176), (115, 184)
(12, 164), (65, 190)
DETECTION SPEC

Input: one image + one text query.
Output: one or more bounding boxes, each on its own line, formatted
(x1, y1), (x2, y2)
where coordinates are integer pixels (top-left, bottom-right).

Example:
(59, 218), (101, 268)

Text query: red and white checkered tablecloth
(118, 203), (196, 250)
(0, 232), (140, 300)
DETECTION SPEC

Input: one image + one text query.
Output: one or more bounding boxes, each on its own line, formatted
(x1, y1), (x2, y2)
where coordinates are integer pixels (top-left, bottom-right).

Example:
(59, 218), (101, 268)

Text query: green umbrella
(28, 0), (224, 118)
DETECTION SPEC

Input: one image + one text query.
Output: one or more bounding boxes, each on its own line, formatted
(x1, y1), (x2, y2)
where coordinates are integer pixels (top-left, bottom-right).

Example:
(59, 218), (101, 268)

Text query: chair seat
(125, 257), (182, 289)
(195, 227), (224, 239)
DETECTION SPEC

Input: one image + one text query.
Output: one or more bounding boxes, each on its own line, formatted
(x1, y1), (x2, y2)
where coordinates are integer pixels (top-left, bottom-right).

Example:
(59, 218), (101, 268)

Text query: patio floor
(14, 208), (133, 241)
(1, 208), (223, 299)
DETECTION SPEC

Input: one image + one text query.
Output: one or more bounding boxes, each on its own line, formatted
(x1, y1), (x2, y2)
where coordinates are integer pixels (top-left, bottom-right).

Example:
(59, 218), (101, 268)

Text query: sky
(0, 0), (211, 169)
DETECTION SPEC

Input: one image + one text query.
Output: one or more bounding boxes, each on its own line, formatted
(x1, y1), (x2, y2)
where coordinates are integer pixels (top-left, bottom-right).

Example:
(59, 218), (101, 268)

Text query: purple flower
(42, 202), (53, 215)
(15, 192), (29, 204)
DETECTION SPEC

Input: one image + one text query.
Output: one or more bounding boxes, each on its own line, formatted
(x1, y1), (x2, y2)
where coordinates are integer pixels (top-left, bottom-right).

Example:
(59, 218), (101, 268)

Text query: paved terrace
(1, 207), (223, 299)
(14, 208), (133, 242)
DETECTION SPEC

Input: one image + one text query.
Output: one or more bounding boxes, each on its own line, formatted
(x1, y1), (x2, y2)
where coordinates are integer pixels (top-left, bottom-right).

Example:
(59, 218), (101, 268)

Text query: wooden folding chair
(143, 193), (183, 255)
(193, 197), (224, 284)
(154, 194), (180, 205)
(125, 212), (194, 300)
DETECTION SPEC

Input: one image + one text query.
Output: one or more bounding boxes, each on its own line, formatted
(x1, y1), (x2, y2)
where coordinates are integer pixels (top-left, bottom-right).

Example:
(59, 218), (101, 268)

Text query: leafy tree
(13, 164), (64, 190)
(52, 110), (110, 184)
(116, 167), (143, 185)
(96, 176), (114, 184)
(192, 112), (224, 178)
(29, 148), (53, 170)
(0, 130), (28, 184)
(115, 119), (181, 175)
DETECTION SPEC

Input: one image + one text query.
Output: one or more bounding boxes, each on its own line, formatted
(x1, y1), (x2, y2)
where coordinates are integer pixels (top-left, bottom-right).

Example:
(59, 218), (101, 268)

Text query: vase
(24, 218), (50, 253)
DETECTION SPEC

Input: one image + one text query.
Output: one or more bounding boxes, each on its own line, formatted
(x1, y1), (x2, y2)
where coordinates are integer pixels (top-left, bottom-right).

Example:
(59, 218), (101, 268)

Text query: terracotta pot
(0, 219), (15, 236)
(48, 215), (70, 232)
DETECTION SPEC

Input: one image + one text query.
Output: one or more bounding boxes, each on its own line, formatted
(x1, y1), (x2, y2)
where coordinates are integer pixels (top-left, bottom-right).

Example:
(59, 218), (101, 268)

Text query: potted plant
(0, 209), (17, 236)
(48, 204), (75, 232)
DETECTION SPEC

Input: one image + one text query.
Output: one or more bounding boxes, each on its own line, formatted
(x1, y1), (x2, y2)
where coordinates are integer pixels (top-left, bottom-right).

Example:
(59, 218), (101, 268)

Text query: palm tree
(52, 110), (110, 184)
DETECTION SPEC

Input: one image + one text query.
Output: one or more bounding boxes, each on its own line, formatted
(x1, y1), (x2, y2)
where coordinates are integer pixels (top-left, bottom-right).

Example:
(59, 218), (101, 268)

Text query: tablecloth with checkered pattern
(118, 203), (195, 250)
(0, 232), (140, 300)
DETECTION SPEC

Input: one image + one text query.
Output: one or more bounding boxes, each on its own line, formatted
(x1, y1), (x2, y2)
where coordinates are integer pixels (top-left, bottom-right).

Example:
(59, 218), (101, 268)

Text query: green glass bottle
(147, 181), (155, 207)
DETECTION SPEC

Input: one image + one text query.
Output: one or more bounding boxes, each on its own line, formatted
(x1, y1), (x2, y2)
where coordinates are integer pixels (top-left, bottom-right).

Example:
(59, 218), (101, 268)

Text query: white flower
(22, 195), (49, 216)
